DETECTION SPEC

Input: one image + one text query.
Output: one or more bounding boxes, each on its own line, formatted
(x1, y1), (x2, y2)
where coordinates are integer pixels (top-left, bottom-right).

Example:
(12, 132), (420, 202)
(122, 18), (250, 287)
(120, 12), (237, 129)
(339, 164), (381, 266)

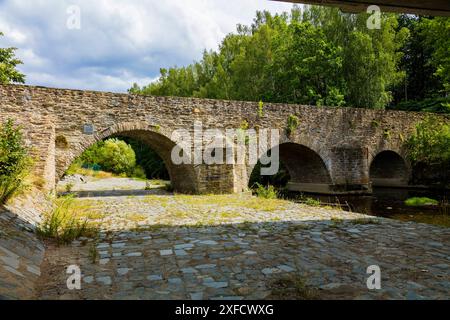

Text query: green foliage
(163, 183), (174, 193)
(37, 196), (99, 245)
(78, 138), (136, 176)
(130, 165), (146, 180)
(371, 120), (380, 128)
(0, 175), (26, 205)
(0, 119), (31, 204)
(0, 119), (29, 176)
(420, 17), (450, 95)
(253, 183), (278, 199)
(65, 183), (74, 193)
(69, 137), (169, 181)
(391, 97), (450, 114)
(0, 32), (25, 84)
(269, 274), (320, 300)
(296, 194), (322, 207)
(390, 16), (449, 112)
(302, 197), (321, 207)
(131, 6), (410, 110)
(405, 197), (439, 207)
(249, 161), (290, 188)
(406, 117), (450, 165)
(89, 243), (99, 264)
(120, 136), (170, 180)
(271, 19), (346, 105)
(286, 115), (300, 135)
(258, 101), (264, 117)
(240, 120), (249, 130)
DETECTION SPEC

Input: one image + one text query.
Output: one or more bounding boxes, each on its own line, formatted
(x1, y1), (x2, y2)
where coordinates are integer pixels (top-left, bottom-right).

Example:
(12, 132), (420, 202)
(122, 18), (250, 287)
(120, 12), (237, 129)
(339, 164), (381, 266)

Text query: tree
(421, 17), (450, 95)
(392, 15), (441, 103)
(302, 6), (409, 108)
(406, 117), (450, 165)
(271, 20), (345, 105)
(0, 32), (25, 84)
(131, 6), (447, 111)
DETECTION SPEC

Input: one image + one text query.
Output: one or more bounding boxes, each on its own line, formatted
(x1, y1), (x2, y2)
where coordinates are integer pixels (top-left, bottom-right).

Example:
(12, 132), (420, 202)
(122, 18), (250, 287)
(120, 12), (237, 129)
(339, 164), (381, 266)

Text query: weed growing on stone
(268, 274), (320, 300)
(37, 196), (99, 245)
(126, 212), (148, 223)
(89, 243), (98, 264)
(286, 114), (300, 136)
(254, 183), (278, 199)
(258, 100), (264, 117)
(65, 182), (74, 193)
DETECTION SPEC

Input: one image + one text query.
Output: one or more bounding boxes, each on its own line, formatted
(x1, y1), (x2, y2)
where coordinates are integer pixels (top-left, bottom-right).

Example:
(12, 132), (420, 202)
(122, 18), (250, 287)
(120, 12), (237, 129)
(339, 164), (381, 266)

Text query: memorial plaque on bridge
(83, 124), (95, 135)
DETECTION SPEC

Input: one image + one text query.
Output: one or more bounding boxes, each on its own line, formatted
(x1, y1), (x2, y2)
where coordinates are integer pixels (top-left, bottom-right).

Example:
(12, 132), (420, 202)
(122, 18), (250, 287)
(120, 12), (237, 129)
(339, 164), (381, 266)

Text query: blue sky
(0, 0), (294, 93)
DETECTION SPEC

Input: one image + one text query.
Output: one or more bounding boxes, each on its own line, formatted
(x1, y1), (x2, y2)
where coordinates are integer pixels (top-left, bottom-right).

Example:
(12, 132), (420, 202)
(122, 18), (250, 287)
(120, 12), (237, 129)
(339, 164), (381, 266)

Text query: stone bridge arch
(369, 148), (411, 187)
(56, 121), (199, 193)
(247, 134), (334, 193)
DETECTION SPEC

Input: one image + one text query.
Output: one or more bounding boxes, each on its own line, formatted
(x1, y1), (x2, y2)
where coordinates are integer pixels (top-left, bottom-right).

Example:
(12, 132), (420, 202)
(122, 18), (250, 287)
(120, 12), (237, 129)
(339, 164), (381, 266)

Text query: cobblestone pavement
(58, 176), (151, 192)
(36, 193), (450, 300)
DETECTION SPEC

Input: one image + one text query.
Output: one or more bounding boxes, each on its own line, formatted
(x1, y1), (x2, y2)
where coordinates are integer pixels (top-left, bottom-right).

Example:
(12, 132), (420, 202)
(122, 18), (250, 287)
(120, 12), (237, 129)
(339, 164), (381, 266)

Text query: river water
(286, 187), (450, 227)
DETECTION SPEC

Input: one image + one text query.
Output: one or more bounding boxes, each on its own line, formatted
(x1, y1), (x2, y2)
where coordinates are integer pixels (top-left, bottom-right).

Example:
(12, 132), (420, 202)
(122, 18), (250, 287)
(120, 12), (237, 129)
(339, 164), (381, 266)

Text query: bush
(119, 136), (170, 180)
(68, 137), (170, 181)
(254, 183), (278, 199)
(0, 175), (25, 204)
(77, 138), (136, 176)
(130, 165), (146, 180)
(0, 119), (31, 204)
(406, 117), (450, 165)
(390, 97), (450, 114)
(300, 196), (322, 207)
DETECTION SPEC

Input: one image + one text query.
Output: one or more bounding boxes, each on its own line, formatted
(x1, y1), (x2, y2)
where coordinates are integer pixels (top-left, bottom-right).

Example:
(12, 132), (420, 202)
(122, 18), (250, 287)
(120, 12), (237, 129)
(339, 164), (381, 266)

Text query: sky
(0, 0), (294, 93)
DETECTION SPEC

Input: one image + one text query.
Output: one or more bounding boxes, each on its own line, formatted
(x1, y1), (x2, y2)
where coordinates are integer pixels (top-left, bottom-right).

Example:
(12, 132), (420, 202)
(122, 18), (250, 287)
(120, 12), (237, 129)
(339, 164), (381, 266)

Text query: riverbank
(35, 192), (449, 300)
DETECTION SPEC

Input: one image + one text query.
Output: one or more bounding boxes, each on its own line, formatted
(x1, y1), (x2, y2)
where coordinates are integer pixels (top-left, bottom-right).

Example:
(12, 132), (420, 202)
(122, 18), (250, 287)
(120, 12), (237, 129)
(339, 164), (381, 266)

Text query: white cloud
(0, 0), (293, 92)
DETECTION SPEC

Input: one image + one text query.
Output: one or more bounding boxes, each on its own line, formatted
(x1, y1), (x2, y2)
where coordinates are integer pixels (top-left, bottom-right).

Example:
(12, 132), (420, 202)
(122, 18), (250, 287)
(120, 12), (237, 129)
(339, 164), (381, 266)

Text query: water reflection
(286, 188), (450, 227)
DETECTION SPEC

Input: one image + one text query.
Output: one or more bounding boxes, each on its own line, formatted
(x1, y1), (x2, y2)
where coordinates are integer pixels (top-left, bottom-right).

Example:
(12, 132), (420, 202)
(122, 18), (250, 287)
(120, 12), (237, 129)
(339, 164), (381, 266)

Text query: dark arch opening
(59, 129), (198, 195)
(249, 143), (332, 194)
(370, 151), (409, 187)
(117, 136), (169, 181)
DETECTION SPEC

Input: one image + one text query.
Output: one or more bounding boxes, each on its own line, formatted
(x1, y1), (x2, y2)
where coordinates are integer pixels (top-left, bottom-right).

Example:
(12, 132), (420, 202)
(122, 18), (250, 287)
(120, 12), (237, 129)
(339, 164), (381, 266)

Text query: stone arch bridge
(1, 84), (445, 195)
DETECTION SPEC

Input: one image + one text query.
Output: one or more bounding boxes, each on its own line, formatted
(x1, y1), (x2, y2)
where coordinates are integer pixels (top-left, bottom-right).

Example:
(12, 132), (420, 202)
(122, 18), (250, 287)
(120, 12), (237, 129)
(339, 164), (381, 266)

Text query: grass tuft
(37, 196), (99, 245)
(254, 183), (278, 199)
(268, 274), (320, 300)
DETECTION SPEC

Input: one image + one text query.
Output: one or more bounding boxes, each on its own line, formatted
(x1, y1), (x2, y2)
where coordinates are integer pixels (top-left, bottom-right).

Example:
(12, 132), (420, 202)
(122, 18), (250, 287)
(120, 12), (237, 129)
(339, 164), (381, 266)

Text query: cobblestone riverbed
(33, 181), (450, 300)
